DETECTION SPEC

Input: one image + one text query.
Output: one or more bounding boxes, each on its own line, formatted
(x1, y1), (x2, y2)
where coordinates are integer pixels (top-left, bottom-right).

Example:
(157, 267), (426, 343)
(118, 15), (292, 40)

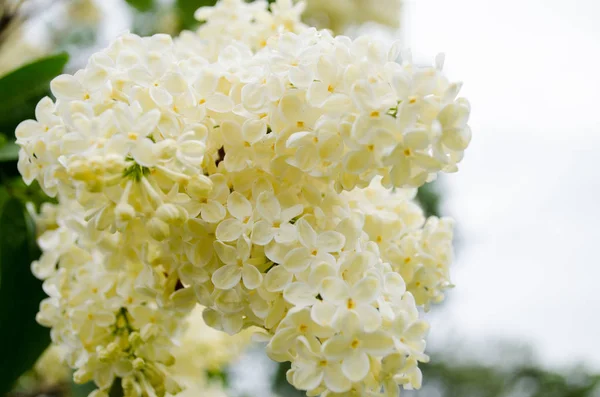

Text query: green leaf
(108, 379), (124, 397)
(71, 379), (98, 397)
(416, 181), (442, 218)
(0, 141), (20, 162)
(0, 197), (50, 395)
(125, 0), (154, 12)
(176, 0), (217, 31)
(206, 368), (229, 385)
(0, 53), (69, 137)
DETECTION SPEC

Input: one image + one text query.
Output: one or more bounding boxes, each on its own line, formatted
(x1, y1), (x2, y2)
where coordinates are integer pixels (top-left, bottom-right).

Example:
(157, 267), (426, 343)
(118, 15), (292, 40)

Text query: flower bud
(147, 217), (170, 241)
(116, 202), (136, 223)
(156, 203), (183, 224)
(73, 368), (93, 384)
(132, 357), (145, 371)
(186, 174), (213, 198)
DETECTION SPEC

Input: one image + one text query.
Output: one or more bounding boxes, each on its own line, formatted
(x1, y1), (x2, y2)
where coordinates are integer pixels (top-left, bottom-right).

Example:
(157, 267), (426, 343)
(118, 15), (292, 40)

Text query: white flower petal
(307, 81), (331, 107)
(257, 192), (281, 223)
(131, 138), (157, 167)
(150, 86), (173, 107)
(263, 265), (293, 292)
(215, 218), (244, 242)
(342, 352), (370, 382)
(213, 241), (238, 265)
(320, 277), (349, 303)
(206, 93), (233, 113)
(362, 330), (395, 355)
(252, 220), (274, 245)
(51, 74), (83, 99)
(289, 65), (314, 88)
(227, 191), (252, 220)
(201, 200), (226, 223)
(274, 223), (297, 244)
(268, 326), (297, 353)
(352, 276), (380, 303)
(296, 218), (317, 249)
(293, 365), (324, 391)
(316, 231), (346, 253)
(324, 365), (352, 393)
(283, 282), (317, 307)
(354, 304), (382, 332)
(282, 247), (312, 273)
(323, 335), (350, 360)
(242, 119), (267, 144)
(311, 301), (337, 327)
(242, 264), (263, 290)
(211, 264), (242, 290)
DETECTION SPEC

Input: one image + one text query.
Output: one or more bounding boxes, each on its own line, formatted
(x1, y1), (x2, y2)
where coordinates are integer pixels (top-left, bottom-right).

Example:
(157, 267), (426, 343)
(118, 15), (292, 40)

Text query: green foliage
(0, 55), (64, 395)
(125, 0), (155, 12)
(108, 379), (125, 397)
(0, 197), (49, 396)
(416, 181), (442, 218)
(0, 53), (69, 136)
(0, 141), (19, 162)
(414, 357), (600, 397)
(54, 27), (98, 53)
(71, 379), (98, 397)
(273, 361), (305, 397)
(176, 0), (217, 31)
(206, 368), (229, 385)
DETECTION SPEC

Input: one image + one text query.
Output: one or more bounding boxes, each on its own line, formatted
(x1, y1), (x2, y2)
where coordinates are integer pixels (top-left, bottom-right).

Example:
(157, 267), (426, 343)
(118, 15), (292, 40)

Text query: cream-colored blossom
(16, 1), (471, 395)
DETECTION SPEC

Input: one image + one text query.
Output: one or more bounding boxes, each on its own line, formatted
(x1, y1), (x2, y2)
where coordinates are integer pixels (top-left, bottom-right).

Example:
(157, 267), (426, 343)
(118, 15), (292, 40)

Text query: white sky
(403, 0), (600, 370)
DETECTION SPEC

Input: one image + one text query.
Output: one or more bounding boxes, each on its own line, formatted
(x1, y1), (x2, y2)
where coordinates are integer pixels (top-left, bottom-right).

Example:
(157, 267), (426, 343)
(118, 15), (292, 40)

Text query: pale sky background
(402, 0), (600, 371)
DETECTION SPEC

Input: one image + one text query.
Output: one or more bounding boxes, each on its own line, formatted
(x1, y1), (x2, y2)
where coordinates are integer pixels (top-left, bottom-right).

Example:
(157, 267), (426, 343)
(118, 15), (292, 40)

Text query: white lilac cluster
(30, 200), (192, 397)
(30, 200), (252, 397)
(16, 1), (471, 396)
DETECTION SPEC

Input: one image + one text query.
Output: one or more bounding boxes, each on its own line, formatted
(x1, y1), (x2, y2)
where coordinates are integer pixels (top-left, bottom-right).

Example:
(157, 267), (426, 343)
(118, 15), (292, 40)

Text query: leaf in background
(71, 379), (98, 397)
(206, 368), (229, 385)
(0, 53), (69, 137)
(125, 0), (155, 12)
(0, 141), (20, 162)
(416, 181), (442, 218)
(176, 0), (217, 31)
(272, 362), (305, 397)
(108, 379), (124, 397)
(0, 197), (50, 395)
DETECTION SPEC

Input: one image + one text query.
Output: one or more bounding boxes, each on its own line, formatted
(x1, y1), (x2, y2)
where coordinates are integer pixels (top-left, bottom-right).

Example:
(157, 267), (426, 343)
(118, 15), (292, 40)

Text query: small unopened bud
(98, 342), (119, 361)
(156, 203), (182, 224)
(132, 357), (145, 371)
(116, 202), (136, 222)
(163, 354), (175, 367)
(147, 217), (170, 241)
(165, 377), (182, 394)
(140, 323), (159, 341)
(122, 377), (136, 394)
(128, 331), (142, 348)
(73, 368), (92, 384)
(154, 139), (177, 160)
(93, 206), (114, 231)
(98, 348), (110, 362)
(186, 174), (213, 198)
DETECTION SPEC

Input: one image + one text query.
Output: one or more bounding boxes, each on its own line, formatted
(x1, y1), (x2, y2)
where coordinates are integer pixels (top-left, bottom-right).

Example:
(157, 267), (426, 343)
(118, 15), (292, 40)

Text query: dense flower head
(17, 0), (471, 396)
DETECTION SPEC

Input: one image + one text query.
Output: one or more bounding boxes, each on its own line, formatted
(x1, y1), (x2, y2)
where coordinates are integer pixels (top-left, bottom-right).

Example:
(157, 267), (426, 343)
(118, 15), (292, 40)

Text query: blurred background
(0, 0), (598, 396)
